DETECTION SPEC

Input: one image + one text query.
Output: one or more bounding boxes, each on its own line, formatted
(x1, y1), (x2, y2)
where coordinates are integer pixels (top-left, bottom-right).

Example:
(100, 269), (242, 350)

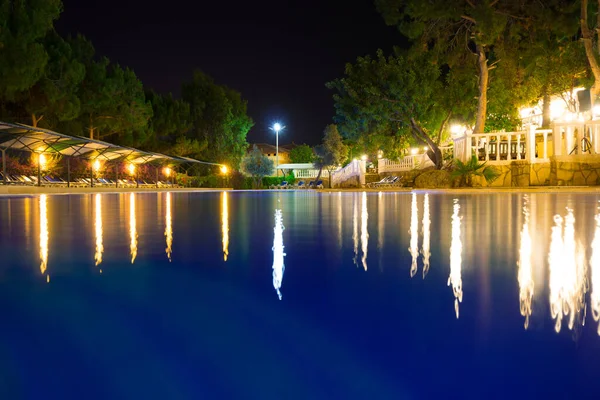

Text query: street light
(220, 165), (228, 174)
(271, 123), (284, 176)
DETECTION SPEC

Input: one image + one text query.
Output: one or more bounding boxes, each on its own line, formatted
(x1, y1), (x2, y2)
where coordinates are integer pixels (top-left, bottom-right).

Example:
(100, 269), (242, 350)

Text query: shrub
(451, 155), (499, 187)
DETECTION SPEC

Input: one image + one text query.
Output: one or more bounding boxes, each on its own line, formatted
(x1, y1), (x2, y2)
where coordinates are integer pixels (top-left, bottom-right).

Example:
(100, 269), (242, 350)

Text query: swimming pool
(0, 191), (599, 399)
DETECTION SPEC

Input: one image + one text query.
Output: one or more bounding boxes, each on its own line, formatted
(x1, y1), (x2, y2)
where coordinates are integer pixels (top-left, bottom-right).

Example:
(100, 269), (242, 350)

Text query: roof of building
(250, 143), (290, 154)
(0, 121), (221, 166)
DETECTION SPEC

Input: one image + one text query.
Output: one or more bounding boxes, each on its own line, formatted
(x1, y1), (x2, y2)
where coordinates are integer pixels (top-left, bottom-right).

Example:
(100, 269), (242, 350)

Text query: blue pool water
(1, 190), (600, 399)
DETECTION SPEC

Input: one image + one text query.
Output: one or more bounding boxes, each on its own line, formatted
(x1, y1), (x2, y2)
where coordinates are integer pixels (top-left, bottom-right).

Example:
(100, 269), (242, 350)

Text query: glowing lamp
(410, 148), (418, 155)
(361, 155), (367, 161)
(423, 147), (428, 152)
(163, 167), (171, 177)
(38, 154), (47, 170)
(128, 163), (135, 176)
(220, 165), (228, 174)
(273, 123), (282, 132)
(93, 160), (101, 172)
(450, 125), (464, 136)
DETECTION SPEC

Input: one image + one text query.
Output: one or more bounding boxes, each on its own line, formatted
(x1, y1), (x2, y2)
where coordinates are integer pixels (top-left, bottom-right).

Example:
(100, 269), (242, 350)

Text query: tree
(289, 144), (314, 163)
(182, 70), (253, 169)
(328, 50), (463, 169)
(241, 145), (273, 188)
(63, 36), (152, 146)
(581, 0), (600, 98)
(15, 31), (85, 127)
(0, 0), (62, 101)
(375, 0), (538, 133)
(312, 124), (348, 187)
(145, 90), (192, 152)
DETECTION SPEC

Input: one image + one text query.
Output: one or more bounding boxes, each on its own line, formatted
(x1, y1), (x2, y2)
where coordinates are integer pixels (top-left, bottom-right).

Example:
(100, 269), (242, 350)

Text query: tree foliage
(289, 144), (314, 163)
(313, 124), (348, 186)
(242, 145), (273, 188)
(0, 0), (62, 100)
(182, 70), (253, 169)
(328, 50), (460, 168)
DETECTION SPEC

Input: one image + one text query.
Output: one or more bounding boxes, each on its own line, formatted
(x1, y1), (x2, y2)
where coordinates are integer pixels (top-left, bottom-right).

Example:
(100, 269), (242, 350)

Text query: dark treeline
(0, 0), (253, 169)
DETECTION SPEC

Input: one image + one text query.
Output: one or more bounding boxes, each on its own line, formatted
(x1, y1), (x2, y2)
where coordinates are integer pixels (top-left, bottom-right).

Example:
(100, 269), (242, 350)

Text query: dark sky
(55, 0), (405, 145)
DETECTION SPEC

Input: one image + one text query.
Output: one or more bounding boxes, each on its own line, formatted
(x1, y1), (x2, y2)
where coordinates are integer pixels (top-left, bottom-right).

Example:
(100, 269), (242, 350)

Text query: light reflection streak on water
(591, 206), (600, 335)
(129, 193), (137, 264)
(272, 209), (285, 300)
(94, 194), (104, 269)
(448, 198), (462, 318)
(221, 191), (228, 261)
(409, 192), (419, 277)
(360, 191), (369, 271)
(421, 193), (431, 278)
(517, 195), (533, 329)
(548, 208), (587, 333)
(353, 194), (358, 266)
(165, 192), (173, 262)
(39, 194), (49, 282)
(338, 192), (342, 250)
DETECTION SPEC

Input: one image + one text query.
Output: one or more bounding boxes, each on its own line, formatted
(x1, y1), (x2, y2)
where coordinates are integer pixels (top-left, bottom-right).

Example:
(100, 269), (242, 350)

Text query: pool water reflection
(1, 191), (600, 398)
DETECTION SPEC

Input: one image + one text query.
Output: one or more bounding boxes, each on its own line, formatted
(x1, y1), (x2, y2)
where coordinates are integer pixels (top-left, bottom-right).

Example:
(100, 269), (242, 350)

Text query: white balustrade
(331, 160), (364, 188)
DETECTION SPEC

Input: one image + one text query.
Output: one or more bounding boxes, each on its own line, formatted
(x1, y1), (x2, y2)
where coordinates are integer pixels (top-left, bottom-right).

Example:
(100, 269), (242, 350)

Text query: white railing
(452, 126), (551, 164)
(551, 120), (600, 156)
(294, 168), (330, 178)
(378, 154), (435, 173)
(331, 160), (365, 188)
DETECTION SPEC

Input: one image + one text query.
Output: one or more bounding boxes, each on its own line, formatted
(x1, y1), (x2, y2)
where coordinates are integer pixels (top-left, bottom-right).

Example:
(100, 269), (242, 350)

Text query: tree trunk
(31, 114), (43, 127)
(542, 89), (551, 128)
(410, 118), (443, 169)
(582, 0), (600, 98)
(473, 44), (488, 134)
(314, 167), (323, 187)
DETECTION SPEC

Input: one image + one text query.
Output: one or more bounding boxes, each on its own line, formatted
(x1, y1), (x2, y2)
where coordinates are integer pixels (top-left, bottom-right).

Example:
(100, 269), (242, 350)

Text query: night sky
(55, 0), (405, 145)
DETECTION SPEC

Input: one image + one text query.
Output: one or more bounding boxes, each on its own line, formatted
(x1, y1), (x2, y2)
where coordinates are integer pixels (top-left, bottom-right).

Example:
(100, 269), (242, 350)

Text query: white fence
(552, 120), (600, 156)
(378, 153), (435, 173)
(331, 159), (365, 188)
(294, 169), (330, 178)
(453, 126), (551, 164)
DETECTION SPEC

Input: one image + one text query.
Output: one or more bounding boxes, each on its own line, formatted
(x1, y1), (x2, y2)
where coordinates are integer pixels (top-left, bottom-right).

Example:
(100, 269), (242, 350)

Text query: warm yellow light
(38, 153), (47, 170)
(163, 167), (171, 177)
(128, 163), (135, 176)
(423, 147), (428, 152)
(518, 195), (533, 329)
(221, 191), (229, 261)
(220, 165), (228, 174)
(360, 191), (369, 271)
(449, 198), (462, 319)
(129, 193), (137, 264)
(422, 193), (431, 278)
(94, 193), (103, 267)
(450, 124), (464, 135)
(410, 148), (418, 155)
(409, 192), (419, 278)
(93, 160), (101, 172)
(165, 192), (172, 262)
(39, 194), (49, 281)
(360, 155), (367, 161)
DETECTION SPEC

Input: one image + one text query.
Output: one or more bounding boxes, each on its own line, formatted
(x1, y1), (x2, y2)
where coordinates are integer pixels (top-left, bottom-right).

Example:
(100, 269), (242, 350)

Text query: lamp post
(272, 123), (283, 177)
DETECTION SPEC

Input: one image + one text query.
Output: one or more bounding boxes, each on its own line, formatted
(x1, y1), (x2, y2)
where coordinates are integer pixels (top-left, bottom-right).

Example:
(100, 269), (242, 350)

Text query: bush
(230, 171), (253, 189)
(262, 174), (295, 188)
